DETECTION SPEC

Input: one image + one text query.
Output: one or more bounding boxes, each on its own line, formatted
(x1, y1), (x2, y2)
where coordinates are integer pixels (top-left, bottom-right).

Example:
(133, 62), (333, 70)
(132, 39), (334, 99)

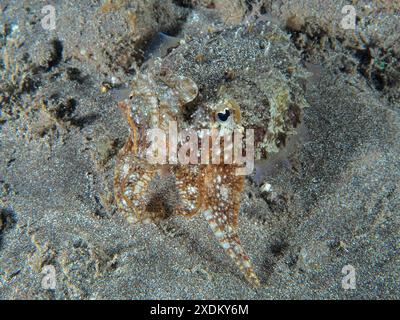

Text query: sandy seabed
(0, 0), (399, 299)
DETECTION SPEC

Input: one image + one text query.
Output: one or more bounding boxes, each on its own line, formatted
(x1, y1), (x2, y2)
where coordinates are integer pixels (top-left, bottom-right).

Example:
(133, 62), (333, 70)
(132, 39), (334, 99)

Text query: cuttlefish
(114, 67), (260, 287)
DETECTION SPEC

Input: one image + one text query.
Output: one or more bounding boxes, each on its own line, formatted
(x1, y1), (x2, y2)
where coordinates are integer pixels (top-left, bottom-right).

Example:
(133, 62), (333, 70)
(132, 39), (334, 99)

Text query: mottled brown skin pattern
(202, 164), (260, 286)
(114, 70), (260, 287)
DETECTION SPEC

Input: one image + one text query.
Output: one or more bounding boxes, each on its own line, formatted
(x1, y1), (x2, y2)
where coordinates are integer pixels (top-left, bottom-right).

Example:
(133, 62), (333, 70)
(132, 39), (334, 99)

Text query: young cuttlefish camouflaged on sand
(114, 65), (260, 287)
(114, 22), (309, 287)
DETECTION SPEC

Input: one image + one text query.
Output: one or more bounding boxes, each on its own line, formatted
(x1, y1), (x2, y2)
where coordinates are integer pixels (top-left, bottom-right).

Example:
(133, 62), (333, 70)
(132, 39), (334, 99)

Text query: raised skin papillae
(114, 68), (260, 287)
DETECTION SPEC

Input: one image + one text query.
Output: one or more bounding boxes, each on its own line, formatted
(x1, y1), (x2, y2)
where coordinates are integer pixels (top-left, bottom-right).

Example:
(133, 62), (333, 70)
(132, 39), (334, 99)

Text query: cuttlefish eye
(217, 108), (231, 122)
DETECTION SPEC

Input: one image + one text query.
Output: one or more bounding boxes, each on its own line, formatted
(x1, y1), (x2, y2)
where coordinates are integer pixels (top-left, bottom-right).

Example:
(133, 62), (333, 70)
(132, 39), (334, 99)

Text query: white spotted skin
(114, 67), (260, 287)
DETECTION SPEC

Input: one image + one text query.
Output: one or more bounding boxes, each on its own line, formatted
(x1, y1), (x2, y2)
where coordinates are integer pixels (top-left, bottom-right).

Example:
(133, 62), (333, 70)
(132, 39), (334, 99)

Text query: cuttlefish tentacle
(201, 164), (260, 287)
(114, 137), (167, 224)
(174, 165), (202, 217)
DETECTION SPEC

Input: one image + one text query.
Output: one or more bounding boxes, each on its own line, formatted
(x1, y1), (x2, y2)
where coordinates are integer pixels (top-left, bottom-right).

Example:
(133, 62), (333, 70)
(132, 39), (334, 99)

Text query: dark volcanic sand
(0, 0), (399, 299)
